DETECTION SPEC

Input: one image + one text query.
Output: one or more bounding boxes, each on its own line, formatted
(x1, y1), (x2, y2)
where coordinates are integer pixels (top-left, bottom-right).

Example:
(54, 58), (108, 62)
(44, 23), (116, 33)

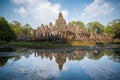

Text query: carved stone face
(54, 12), (67, 32)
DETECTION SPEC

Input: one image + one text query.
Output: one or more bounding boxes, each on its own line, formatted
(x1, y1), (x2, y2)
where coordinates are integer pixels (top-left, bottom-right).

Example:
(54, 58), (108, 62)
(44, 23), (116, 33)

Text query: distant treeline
(0, 17), (120, 42)
(0, 17), (32, 42)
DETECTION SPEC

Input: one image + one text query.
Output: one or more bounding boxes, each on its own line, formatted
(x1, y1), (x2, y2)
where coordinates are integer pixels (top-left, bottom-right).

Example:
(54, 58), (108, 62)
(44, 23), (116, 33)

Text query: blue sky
(0, 0), (120, 28)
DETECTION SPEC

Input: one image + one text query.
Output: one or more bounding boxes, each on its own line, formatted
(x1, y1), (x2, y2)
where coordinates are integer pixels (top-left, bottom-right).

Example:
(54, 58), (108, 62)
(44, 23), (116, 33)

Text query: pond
(0, 46), (120, 80)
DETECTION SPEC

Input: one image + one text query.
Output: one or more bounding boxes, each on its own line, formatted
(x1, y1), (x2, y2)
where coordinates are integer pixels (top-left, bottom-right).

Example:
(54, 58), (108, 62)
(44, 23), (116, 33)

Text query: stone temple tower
(59, 12), (63, 19)
(54, 12), (67, 38)
(54, 12), (67, 31)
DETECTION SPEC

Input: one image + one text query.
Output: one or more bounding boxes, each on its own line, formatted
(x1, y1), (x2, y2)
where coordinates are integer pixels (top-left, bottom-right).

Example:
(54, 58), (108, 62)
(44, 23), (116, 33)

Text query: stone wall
(17, 12), (111, 42)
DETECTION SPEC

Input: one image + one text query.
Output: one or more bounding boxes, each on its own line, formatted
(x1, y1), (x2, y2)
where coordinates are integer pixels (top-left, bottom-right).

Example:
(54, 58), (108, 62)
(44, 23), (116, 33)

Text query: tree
(86, 21), (105, 34)
(71, 21), (86, 33)
(23, 23), (32, 34)
(10, 21), (23, 34)
(71, 21), (85, 28)
(10, 22), (33, 35)
(105, 19), (120, 39)
(104, 24), (115, 36)
(0, 17), (17, 42)
(11, 21), (21, 28)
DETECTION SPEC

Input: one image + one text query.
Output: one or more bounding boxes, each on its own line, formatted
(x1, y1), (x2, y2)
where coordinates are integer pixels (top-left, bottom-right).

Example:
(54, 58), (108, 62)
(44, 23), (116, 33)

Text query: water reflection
(0, 57), (11, 66)
(0, 47), (120, 80)
(0, 49), (120, 69)
(33, 49), (120, 70)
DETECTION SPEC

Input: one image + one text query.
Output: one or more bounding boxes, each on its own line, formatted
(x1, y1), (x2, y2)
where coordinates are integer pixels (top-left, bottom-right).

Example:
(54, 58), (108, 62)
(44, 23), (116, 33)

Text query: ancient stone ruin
(17, 12), (111, 42)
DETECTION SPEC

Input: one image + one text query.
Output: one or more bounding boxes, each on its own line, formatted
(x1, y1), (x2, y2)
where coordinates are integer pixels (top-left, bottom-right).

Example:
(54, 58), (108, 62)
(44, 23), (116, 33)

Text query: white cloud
(11, 0), (68, 28)
(80, 0), (114, 22)
(14, 6), (27, 18)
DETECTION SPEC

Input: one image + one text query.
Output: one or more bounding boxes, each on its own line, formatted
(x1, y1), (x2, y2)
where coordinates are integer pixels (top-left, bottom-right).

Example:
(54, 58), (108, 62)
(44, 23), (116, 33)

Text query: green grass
(7, 41), (70, 48)
(68, 41), (95, 46)
(0, 39), (119, 49)
(0, 41), (6, 45)
(3, 41), (95, 49)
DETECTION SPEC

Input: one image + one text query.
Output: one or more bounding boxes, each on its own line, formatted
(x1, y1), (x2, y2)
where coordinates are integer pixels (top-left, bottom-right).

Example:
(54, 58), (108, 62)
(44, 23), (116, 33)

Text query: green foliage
(86, 21), (105, 33)
(115, 31), (120, 38)
(104, 25), (115, 36)
(0, 17), (33, 41)
(9, 21), (22, 34)
(71, 21), (85, 28)
(23, 23), (32, 34)
(9, 21), (33, 35)
(0, 17), (17, 42)
(105, 19), (120, 38)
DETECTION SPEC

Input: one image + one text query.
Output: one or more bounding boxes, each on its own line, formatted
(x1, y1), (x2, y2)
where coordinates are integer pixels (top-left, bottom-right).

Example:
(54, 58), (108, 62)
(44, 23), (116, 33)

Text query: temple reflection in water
(0, 48), (120, 70)
(33, 49), (87, 70)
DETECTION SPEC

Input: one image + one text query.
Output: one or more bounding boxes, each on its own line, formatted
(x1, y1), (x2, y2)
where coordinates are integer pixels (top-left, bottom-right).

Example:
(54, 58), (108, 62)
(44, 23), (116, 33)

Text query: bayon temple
(18, 12), (111, 42)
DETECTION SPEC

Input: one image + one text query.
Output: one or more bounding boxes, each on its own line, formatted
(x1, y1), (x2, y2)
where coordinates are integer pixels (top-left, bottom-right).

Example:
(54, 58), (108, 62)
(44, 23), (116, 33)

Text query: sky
(0, 0), (120, 28)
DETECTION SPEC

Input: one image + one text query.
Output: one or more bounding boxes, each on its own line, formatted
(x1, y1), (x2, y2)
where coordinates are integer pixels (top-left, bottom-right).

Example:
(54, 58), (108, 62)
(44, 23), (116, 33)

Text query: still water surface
(0, 47), (120, 80)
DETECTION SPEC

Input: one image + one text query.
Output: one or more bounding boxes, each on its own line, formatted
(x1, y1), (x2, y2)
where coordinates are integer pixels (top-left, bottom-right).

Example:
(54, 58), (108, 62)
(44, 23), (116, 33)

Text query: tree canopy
(105, 19), (120, 39)
(0, 17), (17, 42)
(71, 21), (85, 28)
(86, 21), (105, 34)
(9, 21), (33, 35)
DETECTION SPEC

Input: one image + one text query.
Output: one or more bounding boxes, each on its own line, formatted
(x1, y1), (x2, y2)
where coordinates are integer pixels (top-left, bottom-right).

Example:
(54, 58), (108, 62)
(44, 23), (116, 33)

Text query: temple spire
(58, 12), (63, 19)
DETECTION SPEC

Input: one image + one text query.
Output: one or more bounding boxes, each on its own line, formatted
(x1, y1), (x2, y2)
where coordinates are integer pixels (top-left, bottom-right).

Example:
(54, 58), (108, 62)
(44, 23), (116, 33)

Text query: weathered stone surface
(54, 12), (67, 31)
(68, 22), (75, 33)
(49, 22), (53, 31)
(17, 12), (111, 42)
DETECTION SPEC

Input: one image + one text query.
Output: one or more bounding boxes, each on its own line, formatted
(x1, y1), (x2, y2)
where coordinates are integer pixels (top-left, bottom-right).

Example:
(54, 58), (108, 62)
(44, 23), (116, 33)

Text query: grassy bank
(0, 41), (95, 49)
(0, 41), (6, 45)
(8, 42), (70, 48)
(0, 39), (120, 49)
